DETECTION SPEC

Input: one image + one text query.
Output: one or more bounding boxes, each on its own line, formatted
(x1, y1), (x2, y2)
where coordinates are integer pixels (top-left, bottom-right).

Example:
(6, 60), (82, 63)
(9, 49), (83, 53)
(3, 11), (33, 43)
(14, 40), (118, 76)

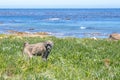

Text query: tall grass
(0, 35), (120, 80)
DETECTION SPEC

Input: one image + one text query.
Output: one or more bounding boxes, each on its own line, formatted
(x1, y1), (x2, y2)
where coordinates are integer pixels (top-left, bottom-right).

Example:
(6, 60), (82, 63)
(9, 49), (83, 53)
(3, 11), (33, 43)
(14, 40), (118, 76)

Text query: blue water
(0, 8), (120, 38)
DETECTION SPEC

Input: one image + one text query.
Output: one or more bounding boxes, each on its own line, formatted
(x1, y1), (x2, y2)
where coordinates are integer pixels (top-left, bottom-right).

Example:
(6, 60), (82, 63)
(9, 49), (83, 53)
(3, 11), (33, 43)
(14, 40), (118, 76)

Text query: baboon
(22, 40), (53, 60)
(109, 33), (120, 40)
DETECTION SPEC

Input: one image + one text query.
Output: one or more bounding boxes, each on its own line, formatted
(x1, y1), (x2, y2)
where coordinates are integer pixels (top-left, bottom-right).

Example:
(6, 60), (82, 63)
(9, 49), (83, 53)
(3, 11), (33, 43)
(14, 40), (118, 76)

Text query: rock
(0, 22), (3, 24)
(34, 32), (49, 35)
(65, 17), (71, 20)
(109, 33), (120, 40)
(91, 37), (97, 40)
(7, 30), (29, 35)
(28, 28), (35, 30)
(7, 30), (49, 38)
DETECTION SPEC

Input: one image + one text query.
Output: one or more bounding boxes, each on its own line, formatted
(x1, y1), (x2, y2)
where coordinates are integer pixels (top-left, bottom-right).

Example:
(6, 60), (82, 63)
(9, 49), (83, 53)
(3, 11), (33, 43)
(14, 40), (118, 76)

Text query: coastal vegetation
(0, 34), (119, 80)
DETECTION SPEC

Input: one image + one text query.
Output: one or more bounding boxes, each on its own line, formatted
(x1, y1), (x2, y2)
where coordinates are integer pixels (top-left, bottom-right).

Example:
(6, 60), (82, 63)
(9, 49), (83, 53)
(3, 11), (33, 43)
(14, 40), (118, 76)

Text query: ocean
(0, 8), (120, 38)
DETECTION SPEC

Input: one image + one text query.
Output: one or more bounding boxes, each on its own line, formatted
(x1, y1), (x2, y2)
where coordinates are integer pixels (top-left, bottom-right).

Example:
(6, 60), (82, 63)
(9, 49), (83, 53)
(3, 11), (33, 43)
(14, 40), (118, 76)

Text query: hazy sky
(0, 0), (120, 8)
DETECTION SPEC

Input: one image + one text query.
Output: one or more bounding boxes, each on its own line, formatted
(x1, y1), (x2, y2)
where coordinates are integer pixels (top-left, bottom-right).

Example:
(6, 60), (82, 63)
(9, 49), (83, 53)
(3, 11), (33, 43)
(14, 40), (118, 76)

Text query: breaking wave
(46, 18), (60, 21)
(80, 26), (86, 30)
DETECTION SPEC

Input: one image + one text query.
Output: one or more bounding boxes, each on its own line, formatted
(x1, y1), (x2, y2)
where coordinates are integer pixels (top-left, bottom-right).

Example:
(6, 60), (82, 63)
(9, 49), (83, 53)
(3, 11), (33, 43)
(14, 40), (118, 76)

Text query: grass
(0, 35), (120, 80)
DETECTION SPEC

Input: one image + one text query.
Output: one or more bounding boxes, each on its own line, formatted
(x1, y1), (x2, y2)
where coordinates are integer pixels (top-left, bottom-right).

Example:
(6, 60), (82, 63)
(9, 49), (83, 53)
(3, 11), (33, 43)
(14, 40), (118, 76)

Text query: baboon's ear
(24, 42), (29, 47)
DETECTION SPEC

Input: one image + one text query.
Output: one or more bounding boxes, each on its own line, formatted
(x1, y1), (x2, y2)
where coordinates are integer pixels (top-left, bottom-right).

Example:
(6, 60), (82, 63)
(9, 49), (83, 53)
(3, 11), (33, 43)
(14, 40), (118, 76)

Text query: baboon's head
(45, 40), (53, 47)
(44, 40), (54, 51)
(24, 42), (29, 47)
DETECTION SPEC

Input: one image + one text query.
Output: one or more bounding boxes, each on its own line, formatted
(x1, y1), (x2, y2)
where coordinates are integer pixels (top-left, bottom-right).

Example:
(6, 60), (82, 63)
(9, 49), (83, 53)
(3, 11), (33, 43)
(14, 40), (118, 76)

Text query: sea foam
(80, 26), (86, 29)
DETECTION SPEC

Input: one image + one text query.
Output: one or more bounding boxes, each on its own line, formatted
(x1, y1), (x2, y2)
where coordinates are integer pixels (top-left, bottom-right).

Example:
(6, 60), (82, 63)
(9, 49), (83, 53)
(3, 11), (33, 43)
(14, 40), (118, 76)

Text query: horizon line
(0, 7), (120, 9)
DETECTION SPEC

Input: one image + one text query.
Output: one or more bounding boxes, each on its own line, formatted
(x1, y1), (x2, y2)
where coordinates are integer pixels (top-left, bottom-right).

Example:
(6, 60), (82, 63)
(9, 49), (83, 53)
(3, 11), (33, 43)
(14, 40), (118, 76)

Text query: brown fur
(22, 40), (53, 60)
(109, 33), (120, 40)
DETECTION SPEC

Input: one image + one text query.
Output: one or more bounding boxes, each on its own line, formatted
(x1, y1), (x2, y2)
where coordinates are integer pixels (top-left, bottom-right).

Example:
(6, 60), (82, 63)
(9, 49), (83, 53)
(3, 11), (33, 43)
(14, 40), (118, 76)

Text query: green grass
(0, 35), (120, 80)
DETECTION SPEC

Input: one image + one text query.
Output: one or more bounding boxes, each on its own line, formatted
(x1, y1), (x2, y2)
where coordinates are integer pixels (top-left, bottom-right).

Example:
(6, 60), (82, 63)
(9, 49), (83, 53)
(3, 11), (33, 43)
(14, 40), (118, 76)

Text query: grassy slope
(0, 35), (120, 80)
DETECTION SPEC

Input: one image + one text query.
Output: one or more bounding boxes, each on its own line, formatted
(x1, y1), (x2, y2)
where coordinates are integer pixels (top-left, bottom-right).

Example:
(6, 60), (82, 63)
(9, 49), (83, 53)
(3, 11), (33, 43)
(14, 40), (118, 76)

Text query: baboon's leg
(42, 51), (50, 60)
(45, 51), (50, 59)
(27, 51), (33, 58)
(42, 52), (48, 60)
(42, 52), (47, 60)
(42, 44), (52, 60)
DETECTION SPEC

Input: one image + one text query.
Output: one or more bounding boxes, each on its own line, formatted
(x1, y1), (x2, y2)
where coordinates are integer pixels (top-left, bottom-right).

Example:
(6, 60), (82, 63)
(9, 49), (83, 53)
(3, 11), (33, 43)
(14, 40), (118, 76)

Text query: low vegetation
(0, 34), (120, 80)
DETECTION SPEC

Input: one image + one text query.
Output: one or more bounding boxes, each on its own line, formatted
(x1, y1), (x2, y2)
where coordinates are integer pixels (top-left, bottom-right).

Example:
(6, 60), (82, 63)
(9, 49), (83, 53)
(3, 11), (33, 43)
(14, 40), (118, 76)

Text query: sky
(0, 0), (120, 8)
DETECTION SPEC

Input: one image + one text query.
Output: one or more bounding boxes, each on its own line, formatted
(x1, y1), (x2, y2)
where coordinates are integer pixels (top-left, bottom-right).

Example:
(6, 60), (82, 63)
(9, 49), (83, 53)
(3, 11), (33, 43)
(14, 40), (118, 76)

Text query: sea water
(0, 8), (120, 38)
